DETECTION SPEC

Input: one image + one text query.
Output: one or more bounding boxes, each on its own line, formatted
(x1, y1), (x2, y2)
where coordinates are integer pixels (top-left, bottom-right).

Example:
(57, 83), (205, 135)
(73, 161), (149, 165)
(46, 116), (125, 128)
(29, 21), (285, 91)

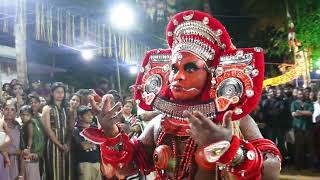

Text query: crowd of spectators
(0, 79), (146, 180)
(0, 78), (320, 180)
(252, 85), (320, 171)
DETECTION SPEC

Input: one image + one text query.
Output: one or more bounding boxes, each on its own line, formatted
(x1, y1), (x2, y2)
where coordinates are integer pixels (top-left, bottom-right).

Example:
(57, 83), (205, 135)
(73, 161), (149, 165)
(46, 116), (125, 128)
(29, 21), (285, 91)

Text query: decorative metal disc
(216, 78), (243, 98)
(144, 74), (163, 95)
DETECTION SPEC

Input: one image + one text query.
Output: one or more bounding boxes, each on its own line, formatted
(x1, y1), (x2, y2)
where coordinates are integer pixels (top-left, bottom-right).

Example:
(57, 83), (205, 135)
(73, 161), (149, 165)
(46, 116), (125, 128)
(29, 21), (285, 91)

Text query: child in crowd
(73, 105), (101, 180)
(18, 105), (45, 180)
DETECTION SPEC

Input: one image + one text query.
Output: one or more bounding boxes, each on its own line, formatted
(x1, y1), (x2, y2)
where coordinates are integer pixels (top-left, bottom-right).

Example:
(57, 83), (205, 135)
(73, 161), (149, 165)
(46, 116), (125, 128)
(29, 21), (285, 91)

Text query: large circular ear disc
(134, 49), (172, 111)
(144, 74), (163, 95)
(217, 78), (243, 98)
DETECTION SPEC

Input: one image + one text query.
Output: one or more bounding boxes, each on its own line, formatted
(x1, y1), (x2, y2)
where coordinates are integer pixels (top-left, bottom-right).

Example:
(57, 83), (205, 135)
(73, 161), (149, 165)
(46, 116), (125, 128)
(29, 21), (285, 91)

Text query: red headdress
(134, 10), (264, 123)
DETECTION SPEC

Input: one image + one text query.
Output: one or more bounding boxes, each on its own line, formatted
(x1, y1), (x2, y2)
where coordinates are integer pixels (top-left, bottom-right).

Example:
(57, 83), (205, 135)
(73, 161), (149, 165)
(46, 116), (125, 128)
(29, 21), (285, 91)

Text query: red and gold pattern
(81, 10), (278, 180)
(134, 11), (264, 123)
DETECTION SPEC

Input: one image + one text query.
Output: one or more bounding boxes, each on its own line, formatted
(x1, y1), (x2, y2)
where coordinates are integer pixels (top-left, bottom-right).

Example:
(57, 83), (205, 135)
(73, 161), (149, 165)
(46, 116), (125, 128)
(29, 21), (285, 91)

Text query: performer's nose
(174, 71), (186, 81)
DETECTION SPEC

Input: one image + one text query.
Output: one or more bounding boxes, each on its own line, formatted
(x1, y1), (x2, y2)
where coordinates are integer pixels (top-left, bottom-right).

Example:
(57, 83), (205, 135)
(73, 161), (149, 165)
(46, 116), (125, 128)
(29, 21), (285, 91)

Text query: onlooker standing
(94, 79), (109, 97)
(2, 83), (11, 93)
(41, 82), (72, 180)
(3, 100), (21, 179)
(273, 87), (291, 157)
(292, 88), (299, 100)
(312, 91), (320, 168)
(73, 105), (101, 180)
(11, 83), (26, 113)
(291, 89), (314, 170)
(261, 86), (278, 140)
(19, 105), (45, 180)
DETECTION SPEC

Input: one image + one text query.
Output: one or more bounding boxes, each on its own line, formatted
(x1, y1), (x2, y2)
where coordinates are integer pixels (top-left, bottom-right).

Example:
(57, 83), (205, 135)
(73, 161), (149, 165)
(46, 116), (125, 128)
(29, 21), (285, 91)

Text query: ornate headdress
(134, 10), (264, 123)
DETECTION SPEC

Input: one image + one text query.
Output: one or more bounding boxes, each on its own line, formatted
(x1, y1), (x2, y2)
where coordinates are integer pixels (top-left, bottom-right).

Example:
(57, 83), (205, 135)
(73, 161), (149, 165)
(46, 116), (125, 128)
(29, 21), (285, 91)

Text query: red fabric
(166, 10), (233, 51)
(250, 138), (282, 160)
(133, 49), (171, 111)
(218, 135), (241, 164)
(80, 127), (151, 171)
(231, 138), (282, 179)
(131, 137), (155, 175)
(99, 133), (134, 168)
(80, 128), (108, 144)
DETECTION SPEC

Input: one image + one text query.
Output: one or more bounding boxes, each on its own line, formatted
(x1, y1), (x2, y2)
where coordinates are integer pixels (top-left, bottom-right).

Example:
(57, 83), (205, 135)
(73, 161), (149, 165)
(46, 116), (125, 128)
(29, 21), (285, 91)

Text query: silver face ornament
(144, 74), (163, 95)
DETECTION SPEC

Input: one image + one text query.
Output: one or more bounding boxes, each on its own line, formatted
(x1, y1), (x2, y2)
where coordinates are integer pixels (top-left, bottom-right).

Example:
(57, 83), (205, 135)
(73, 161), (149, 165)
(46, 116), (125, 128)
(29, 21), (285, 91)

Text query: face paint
(169, 51), (208, 101)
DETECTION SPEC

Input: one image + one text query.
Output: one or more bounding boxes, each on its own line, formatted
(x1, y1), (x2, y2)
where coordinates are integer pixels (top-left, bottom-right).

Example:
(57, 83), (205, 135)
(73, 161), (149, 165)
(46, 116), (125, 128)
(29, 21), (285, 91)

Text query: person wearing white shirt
(313, 92), (320, 123)
(312, 91), (320, 168)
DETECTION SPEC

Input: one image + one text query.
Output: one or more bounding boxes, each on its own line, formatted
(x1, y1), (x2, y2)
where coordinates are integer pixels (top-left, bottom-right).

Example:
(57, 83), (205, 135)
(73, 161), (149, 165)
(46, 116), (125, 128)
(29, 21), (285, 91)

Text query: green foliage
(296, 9), (320, 61)
(250, 26), (290, 62)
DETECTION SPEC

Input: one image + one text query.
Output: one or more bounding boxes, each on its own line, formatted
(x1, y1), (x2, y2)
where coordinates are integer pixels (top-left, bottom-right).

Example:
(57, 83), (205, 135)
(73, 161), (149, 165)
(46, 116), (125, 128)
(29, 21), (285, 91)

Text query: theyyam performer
(82, 10), (282, 179)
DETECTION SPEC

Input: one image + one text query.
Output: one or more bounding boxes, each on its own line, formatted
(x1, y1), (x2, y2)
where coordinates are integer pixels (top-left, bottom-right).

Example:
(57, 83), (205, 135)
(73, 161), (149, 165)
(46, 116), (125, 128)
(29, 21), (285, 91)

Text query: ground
(280, 168), (320, 180)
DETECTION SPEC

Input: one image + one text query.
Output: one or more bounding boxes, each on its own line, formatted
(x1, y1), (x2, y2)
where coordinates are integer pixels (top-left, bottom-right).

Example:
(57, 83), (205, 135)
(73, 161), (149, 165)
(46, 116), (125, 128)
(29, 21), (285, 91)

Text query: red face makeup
(169, 51), (208, 101)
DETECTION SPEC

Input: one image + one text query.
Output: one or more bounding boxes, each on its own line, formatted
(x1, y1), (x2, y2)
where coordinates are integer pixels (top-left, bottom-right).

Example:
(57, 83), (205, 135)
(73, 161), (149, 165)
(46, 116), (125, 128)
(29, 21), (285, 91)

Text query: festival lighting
(81, 49), (94, 60)
(110, 4), (135, 30)
(316, 59), (320, 67)
(129, 65), (138, 74)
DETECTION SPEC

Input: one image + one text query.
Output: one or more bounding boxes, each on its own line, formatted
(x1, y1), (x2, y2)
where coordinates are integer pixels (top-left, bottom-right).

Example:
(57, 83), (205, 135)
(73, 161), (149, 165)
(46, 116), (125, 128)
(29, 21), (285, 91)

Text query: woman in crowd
(41, 82), (73, 180)
(3, 100), (21, 179)
(28, 94), (43, 117)
(11, 83), (26, 113)
(2, 83), (11, 93)
(122, 100), (143, 138)
(0, 109), (11, 180)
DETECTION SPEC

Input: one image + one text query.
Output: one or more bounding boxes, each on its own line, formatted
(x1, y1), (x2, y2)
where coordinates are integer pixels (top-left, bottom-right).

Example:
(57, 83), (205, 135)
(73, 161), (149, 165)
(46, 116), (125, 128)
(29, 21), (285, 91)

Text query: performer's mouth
(170, 84), (200, 93)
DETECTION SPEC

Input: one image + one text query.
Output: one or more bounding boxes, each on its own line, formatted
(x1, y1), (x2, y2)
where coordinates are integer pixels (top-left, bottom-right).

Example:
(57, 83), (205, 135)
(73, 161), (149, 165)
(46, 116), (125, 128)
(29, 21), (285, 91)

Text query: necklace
(153, 96), (216, 120)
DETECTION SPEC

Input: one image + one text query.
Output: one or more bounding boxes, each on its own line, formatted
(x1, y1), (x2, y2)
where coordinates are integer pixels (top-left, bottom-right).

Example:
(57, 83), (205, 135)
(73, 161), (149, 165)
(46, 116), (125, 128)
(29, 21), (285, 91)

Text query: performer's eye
(184, 62), (199, 73)
(171, 64), (178, 73)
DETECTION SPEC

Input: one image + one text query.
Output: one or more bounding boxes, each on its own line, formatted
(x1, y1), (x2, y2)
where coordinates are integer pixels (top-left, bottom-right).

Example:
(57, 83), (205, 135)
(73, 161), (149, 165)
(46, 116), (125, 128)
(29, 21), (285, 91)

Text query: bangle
(231, 145), (245, 166)
(195, 136), (239, 171)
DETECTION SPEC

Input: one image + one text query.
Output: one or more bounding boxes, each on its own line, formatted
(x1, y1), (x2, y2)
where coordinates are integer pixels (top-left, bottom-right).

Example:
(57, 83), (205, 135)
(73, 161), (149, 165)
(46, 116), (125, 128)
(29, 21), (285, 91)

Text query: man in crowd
(291, 89), (314, 170)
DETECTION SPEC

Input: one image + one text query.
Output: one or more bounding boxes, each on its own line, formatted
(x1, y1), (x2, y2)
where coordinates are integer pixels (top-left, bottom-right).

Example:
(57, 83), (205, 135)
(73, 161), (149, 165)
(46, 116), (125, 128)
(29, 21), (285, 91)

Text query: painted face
(169, 51), (208, 101)
(3, 104), (16, 120)
(53, 87), (65, 102)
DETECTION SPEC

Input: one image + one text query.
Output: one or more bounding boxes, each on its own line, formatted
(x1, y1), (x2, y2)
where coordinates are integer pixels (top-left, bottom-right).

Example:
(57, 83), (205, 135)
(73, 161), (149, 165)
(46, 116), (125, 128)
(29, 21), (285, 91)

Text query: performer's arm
(240, 115), (281, 180)
(81, 95), (157, 177)
(190, 112), (281, 180)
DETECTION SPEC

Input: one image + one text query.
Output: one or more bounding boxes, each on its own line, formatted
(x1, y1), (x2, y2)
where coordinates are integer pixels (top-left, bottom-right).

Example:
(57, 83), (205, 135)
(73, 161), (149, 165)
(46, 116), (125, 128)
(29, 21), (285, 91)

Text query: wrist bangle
(231, 145), (245, 166)
(195, 136), (240, 171)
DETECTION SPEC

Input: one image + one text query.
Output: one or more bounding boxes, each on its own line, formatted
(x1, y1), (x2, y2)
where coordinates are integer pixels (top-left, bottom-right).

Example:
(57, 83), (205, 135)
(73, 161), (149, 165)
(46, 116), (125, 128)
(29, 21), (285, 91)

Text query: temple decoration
(0, 1), (150, 65)
(263, 17), (312, 87)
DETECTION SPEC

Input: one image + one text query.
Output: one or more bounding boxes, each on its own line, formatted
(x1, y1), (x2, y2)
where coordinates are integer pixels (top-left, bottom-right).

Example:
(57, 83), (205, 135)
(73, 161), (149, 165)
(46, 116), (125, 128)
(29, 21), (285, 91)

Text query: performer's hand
(183, 110), (233, 146)
(91, 94), (123, 137)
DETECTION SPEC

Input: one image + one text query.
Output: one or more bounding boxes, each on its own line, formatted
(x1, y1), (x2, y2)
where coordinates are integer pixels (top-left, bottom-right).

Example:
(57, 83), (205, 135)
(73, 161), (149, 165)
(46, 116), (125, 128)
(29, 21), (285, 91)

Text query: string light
(263, 64), (305, 87)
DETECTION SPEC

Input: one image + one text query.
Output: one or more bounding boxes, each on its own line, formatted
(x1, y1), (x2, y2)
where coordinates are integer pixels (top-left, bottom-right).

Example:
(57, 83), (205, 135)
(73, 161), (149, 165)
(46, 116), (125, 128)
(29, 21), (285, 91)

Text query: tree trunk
(15, 0), (28, 86)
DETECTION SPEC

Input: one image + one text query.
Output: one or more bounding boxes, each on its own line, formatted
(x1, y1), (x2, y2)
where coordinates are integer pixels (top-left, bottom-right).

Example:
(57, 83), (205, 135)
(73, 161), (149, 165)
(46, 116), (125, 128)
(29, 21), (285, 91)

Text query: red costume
(82, 10), (281, 179)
